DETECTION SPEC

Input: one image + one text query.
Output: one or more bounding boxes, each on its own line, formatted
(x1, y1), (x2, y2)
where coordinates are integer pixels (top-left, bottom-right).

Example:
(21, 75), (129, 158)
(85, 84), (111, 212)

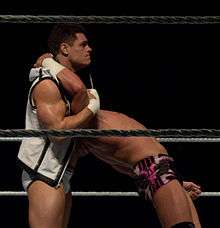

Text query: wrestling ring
(0, 128), (219, 197)
(0, 15), (220, 227)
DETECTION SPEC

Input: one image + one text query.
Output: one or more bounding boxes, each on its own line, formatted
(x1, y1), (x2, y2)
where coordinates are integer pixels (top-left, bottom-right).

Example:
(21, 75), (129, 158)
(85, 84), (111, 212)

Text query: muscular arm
(33, 79), (94, 131)
(36, 56), (92, 114)
(57, 68), (89, 114)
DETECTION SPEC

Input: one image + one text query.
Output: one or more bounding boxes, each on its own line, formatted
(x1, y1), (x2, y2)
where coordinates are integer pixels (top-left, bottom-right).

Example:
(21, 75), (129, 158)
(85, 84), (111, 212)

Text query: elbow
(46, 122), (67, 142)
(48, 121), (64, 130)
(48, 123), (68, 142)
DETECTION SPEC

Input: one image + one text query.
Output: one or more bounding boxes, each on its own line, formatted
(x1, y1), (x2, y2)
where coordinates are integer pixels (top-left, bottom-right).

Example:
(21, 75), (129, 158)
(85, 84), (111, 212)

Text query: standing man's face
(67, 33), (92, 70)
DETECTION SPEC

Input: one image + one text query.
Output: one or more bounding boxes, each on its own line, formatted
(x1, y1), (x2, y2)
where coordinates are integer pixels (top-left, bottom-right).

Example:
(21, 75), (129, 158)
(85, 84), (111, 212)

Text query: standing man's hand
(87, 89), (100, 115)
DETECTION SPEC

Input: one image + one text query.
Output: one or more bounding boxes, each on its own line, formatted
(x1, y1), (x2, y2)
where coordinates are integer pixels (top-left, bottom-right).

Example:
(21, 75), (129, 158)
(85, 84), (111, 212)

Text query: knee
(29, 207), (64, 228)
(133, 154), (183, 200)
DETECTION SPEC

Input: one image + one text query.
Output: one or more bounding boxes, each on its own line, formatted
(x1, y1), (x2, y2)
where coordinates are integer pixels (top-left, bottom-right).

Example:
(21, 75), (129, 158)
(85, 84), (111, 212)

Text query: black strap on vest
(29, 70), (70, 109)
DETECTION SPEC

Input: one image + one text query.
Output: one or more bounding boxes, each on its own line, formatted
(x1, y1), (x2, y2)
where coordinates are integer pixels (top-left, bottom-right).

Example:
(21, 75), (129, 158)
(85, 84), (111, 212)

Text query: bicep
(37, 100), (66, 129)
(33, 80), (66, 129)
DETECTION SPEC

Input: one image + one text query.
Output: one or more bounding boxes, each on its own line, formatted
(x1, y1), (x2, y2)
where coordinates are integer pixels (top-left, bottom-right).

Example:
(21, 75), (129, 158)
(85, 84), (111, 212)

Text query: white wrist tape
(42, 58), (65, 76)
(87, 89), (100, 114)
(87, 99), (100, 114)
(88, 89), (100, 100)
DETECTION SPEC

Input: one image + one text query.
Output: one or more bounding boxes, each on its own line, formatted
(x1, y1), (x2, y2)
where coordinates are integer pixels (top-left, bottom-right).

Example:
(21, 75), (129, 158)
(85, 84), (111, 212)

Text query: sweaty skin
(36, 56), (201, 200)
(57, 68), (201, 201)
(35, 51), (201, 227)
(67, 80), (201, 227)
(75, 110), (167, 176)
(53, 65), (167, 173)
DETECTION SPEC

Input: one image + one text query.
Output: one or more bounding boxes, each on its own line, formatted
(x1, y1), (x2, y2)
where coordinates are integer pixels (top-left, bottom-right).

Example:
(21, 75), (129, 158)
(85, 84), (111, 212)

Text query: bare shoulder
(32, 79), (61, 104)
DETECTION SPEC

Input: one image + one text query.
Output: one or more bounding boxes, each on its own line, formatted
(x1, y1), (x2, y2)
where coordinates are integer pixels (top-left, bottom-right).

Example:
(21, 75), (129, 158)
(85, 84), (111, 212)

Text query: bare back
(76, 110), (167, 175)
(56, 68), (167, 173)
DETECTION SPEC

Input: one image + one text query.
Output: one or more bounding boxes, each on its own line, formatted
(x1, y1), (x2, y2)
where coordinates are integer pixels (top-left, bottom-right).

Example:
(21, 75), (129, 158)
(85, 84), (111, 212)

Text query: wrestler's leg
(28, 180), (66, 228)
(185, 191), (201, 228)
(63, 191), (72, 228)
(153, 180), (194, 228)
(134, 155), (199, 228)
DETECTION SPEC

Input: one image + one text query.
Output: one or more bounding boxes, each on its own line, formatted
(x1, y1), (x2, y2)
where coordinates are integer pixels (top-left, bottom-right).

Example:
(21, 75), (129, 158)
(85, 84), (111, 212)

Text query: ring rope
(0, 129), (220, 139)
(0, 191), (217, 197)
(0, 15), (220, 24)
(1, 137), (220, 143)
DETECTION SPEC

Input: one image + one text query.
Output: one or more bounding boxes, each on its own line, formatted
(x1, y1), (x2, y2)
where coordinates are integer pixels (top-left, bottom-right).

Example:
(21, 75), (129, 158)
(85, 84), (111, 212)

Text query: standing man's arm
(33, 79), (98, 131)
(34, 54), (94, 114)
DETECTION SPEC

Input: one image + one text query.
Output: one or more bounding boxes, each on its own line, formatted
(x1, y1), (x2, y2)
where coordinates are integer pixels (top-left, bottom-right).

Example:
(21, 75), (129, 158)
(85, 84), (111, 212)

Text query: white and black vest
(17, 68), (74, 188)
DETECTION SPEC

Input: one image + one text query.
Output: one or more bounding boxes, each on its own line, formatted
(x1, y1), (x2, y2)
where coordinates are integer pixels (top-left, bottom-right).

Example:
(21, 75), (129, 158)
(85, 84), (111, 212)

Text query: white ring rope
(0, 15), (218, 210)
(1, 137), (220, 143)
(0, 15), (220, 24)
(0, 134), (218, 198)
(0, 130), (218, 197)
(0, 191), (217, 197)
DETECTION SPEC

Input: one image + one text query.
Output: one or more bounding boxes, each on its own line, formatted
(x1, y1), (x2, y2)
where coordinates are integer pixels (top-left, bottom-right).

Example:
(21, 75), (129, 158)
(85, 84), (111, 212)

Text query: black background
(0, 7), (220, 228)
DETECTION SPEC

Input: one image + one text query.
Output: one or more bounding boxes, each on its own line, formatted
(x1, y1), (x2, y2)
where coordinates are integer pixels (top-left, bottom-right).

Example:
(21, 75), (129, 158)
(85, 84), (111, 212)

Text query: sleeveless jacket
(17, 68), (74, 187)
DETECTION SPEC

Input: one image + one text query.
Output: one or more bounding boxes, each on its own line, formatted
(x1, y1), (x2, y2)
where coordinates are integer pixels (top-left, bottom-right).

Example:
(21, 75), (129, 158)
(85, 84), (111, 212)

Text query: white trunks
(22, 168), (74, 193)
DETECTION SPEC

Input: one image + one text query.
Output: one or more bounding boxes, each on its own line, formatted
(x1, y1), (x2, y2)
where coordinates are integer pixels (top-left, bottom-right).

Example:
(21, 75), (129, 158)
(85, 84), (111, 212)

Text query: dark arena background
(0, 14), (220, 228)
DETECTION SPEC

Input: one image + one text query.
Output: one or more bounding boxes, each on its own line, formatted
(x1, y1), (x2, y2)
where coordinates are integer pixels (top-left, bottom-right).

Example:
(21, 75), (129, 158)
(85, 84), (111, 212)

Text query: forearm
(45, 106), (94, 142)
(42, 58), (89, 113)
(34, 78), (98, 142)
(42, 58), (85, 96)
(40, 93), (99, 130)
(57, 107), (94, 130)
(57, 68), (85, 96)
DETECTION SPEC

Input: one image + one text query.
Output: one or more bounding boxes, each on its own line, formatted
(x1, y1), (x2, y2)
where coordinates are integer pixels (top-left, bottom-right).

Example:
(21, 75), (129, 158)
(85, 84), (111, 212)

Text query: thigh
(28, 180), (66, 228)
(63, 191), (72, 228)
